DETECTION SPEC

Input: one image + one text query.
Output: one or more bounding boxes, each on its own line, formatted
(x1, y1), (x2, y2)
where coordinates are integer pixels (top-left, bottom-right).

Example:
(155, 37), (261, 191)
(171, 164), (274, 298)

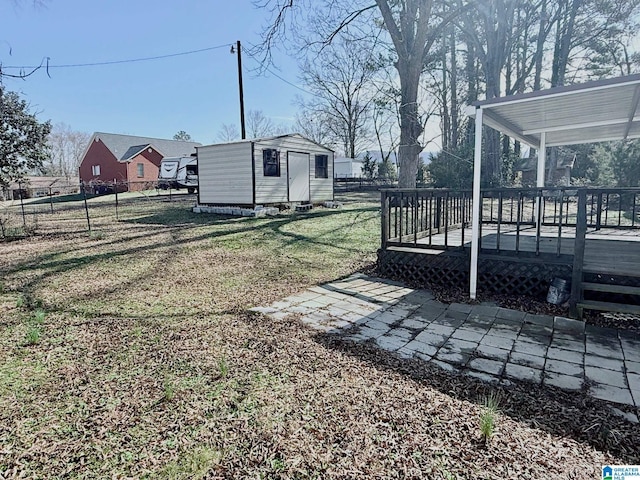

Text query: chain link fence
(0, 181), (198, 241)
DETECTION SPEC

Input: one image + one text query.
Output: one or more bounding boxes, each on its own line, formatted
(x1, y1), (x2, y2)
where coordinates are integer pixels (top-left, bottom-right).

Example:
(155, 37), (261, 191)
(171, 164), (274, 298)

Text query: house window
(315, 155), (329, 179)
(92, 165), (101, 176)
(263, 149), (280, 177)
(137, 163), (144, 178)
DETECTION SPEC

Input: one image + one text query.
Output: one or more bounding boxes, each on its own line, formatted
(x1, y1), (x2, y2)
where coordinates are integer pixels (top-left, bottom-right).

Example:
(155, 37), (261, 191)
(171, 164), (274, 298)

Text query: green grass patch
(157, 446), (223, 480)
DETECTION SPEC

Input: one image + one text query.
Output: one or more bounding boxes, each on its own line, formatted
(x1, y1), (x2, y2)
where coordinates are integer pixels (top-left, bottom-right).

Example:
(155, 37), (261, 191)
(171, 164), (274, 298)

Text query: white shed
(334, 157), (363, 178)
(197, 134), (334, 207)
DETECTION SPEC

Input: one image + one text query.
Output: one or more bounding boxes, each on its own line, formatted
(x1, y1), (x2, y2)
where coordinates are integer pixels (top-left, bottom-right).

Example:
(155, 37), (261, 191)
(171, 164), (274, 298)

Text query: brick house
(78, 132), (200, 192)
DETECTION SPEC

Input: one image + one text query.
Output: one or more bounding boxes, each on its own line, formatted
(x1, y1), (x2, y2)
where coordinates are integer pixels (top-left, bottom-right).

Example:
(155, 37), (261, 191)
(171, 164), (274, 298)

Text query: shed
(197, 134), (334, 207)
(334, 157), (363, 178)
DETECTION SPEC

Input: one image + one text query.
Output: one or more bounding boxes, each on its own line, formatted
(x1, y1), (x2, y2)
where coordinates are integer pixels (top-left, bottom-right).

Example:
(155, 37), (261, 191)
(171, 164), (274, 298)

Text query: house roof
(85, 132), (201, 162)
(120, 144), (152, 161)
(515, 152), (576, 172)
(9, 176), (79, 189)
(467, 73), (640, 148)
(334, 157), (362, 163)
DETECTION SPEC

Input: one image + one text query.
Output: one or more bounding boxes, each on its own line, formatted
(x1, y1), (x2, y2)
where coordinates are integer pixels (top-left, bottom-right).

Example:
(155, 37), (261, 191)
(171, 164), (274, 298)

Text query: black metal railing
(381, 189), (472, 250)
(381, 187), (640, 256)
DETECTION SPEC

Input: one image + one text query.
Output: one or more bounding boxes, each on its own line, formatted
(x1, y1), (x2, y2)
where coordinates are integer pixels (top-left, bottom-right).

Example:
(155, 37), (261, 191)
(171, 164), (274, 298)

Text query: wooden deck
(399, 225), (640, 277)
(380, 187), (640, 316)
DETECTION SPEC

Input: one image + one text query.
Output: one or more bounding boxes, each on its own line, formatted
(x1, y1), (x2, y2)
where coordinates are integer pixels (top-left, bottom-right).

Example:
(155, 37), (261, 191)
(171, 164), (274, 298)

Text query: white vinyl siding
(197, 134), (333, 206)
(310, 150), (333, 201)
(254, 141), (288, 204)
(253, 135), (333, 204)
(197, 142), (253, 205)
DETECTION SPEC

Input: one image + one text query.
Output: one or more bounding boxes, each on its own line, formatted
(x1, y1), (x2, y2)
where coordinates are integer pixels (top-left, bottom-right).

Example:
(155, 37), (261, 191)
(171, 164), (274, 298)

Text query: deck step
(577, 300), (640, 315)
(581, 282), (640, 296)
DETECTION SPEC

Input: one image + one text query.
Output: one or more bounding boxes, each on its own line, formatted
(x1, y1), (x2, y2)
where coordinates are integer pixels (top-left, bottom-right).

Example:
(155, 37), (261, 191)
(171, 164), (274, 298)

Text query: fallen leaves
(0, 195), (637, 479)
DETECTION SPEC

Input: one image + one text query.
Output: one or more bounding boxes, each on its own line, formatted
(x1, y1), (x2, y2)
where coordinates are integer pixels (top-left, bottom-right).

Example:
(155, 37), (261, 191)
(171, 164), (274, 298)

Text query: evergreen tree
(361, 153), (378, 179)
(0, 86), (51, 188)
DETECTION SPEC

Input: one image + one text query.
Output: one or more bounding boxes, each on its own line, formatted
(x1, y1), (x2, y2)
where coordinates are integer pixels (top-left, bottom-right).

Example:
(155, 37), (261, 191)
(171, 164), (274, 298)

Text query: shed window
(92, 165), (101, 176)
(263, 149), (280, 177)
(137, 163), (144, 177)
(315, 155), (329, 179)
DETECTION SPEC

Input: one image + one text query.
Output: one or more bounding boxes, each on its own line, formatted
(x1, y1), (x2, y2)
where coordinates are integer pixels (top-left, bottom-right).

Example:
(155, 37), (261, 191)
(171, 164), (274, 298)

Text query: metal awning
(465, 73), (640, 299)
(467, 73), (640, 149)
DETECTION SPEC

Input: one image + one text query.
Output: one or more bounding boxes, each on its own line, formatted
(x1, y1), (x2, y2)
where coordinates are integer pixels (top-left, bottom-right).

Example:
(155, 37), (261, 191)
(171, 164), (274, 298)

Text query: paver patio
(252, 274), (640, 415)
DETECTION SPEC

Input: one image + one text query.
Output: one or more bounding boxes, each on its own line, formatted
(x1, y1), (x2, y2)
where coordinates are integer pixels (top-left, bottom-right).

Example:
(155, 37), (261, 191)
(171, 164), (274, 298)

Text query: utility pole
(232, 40), (246, 139)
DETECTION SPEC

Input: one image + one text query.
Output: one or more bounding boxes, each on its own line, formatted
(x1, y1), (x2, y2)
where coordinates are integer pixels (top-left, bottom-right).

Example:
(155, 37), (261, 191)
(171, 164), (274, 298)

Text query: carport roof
(467, 73), (640, 149)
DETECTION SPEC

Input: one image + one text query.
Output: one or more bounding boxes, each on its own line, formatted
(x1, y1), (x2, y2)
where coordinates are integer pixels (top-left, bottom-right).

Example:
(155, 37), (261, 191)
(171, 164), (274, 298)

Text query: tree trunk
(533, 0), (548, 91)
(397, 59), (423, 189)
(548, 0), (581, 182)
(551, 0), (581, 87)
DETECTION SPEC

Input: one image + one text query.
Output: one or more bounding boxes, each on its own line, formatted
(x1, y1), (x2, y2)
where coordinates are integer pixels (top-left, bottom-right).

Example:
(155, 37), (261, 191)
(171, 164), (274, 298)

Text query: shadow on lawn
(311, 330), (640, 464)
(1, 206), (379, 309)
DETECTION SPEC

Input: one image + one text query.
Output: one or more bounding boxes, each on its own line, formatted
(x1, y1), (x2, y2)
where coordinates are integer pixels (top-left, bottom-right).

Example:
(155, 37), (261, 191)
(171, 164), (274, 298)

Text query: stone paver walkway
(252, 274), (640, 413)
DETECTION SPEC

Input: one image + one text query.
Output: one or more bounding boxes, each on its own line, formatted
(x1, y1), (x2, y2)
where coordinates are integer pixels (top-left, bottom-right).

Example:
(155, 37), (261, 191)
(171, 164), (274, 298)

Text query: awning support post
(535, 132), (547, 225)
(470, 107), (483, 300)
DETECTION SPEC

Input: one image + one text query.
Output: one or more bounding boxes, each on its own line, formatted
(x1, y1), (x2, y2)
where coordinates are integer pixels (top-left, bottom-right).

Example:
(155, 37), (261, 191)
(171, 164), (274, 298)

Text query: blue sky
(1, 0), (307, 143)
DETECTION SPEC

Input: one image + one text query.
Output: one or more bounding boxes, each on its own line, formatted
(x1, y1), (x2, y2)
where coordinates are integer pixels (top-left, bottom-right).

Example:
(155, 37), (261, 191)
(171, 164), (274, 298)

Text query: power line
(263, 66), (313, 95)
(3, 41), (315, 98)
(3, 44), (230, 69)
(242, 46), (314, 96)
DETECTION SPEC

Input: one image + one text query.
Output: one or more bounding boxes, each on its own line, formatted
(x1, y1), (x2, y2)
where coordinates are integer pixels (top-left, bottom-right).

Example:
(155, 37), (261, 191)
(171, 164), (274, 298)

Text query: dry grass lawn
(0, 192), (638, 479)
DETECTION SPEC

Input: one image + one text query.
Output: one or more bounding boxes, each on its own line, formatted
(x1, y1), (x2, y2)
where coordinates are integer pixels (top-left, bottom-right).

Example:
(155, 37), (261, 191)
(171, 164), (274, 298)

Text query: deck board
(391, 225), (640, 278)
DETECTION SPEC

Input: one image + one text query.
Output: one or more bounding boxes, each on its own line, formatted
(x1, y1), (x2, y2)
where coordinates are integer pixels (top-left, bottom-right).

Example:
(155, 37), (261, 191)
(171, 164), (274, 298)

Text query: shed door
(288, 152), (310, 202)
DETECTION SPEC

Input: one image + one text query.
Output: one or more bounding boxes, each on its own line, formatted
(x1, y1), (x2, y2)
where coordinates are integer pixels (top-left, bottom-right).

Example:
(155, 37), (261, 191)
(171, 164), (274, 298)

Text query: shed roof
(87, 132), (201, 161)
(468, 73), (640, 148)
(199, 133), (334, 152)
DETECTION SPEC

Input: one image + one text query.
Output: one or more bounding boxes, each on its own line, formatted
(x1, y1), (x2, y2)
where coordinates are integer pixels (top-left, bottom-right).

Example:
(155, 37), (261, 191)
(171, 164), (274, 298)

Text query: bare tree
(246, 110), (277, 138)
(251, 110), (290, 138)
(217, 123), (240, 142)
(255, 0), (470, 188)
(298, 36), (377, 158)
(217, 112), (287, 142)
(44, 123), (89, 180)
(293, 110), (335, 148)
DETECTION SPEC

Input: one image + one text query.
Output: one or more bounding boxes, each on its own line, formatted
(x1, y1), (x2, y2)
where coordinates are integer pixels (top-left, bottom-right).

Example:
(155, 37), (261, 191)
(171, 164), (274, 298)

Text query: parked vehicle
(157, 156), (198, 193)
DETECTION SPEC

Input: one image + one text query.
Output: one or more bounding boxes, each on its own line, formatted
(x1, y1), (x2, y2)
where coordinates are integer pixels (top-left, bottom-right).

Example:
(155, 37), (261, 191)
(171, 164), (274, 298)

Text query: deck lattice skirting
(377, 248), (572, 297)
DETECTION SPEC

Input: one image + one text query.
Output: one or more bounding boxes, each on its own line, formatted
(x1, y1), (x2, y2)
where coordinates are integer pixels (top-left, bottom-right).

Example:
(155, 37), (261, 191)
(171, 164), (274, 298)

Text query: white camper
(158, 156), (198, 193)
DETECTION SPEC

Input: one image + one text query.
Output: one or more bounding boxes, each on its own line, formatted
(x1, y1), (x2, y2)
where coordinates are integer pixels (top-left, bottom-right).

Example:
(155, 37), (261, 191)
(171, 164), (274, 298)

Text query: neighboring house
(334, 157), (364, 178)
(516, 153), (576, 186)
(78, 132), (201, 192)
(3, 176), (79, 200)
(197, 133), (334, 207)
